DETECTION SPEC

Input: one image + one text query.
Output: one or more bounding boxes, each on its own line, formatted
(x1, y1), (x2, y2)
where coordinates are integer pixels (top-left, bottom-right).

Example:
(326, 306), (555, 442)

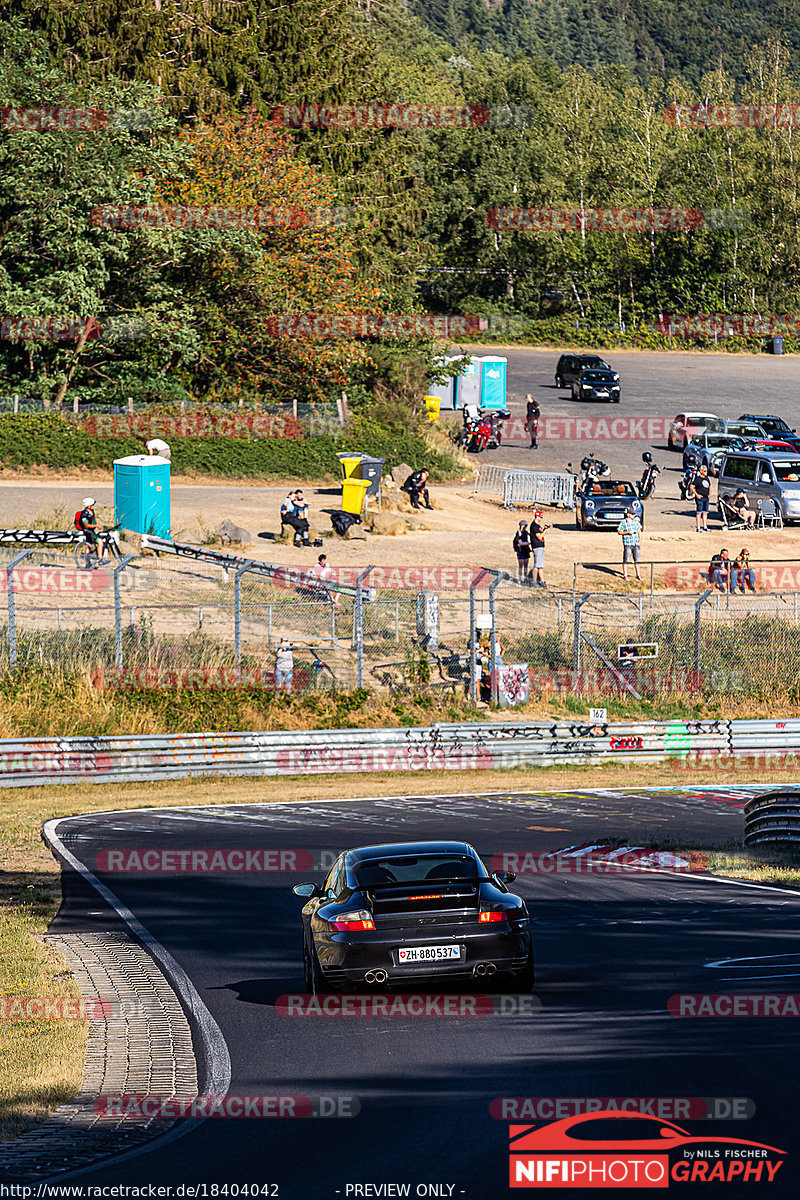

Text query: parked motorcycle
(679, 462), (699, 501)
(636, 452), (662, 500)
(458, 406), (511, 453)
(568, 452), (612, 494)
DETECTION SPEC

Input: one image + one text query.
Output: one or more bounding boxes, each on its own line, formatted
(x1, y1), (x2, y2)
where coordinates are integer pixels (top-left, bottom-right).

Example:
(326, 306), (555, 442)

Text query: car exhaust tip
(473, 962), (496, 978)
(364, 969), (387, 985)
(485, 963), (496, 976)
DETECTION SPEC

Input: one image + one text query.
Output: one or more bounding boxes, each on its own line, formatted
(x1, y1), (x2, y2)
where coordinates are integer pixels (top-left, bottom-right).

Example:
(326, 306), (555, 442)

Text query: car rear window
(353, 855), (483, 886)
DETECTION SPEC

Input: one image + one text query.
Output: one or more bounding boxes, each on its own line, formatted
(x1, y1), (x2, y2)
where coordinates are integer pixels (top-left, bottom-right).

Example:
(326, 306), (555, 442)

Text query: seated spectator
(731, 489), (756, 527)
(281, 488), (310, 547)
(402, 468), (433, 510)
(731, 548), (756, 593)
(708, 548), (731, 591)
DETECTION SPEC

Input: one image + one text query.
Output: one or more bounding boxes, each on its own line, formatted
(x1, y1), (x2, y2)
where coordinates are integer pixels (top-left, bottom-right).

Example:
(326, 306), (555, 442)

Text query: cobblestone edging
(0, 931), (199, 1183)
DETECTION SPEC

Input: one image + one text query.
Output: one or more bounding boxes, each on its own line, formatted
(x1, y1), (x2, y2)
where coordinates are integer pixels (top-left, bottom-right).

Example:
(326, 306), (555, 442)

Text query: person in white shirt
(275, 639), (294, 694)
(146, 438), (171, 460)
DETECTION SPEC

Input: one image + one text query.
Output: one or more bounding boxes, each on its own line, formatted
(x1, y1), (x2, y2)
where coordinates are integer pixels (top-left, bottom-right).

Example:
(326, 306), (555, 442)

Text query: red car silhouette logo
(510, 1110), (786, 1154)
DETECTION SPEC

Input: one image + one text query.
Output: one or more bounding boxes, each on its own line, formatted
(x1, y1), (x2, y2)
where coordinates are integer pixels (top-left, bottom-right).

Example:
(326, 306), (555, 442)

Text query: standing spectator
(731, 548), (756, 593)
(275, 638), (294, 694)
(145, 437), (171, 461)
(617, 506), (643, 582)
(709, 548), (731, 591)
(525, 394), (540, 449)
(402, 468), (433, 510)
(530, 509), (548, 587)
(512, 520), (532, 583)
(281, 489), (310, 547)
(691, 464), (711, 533)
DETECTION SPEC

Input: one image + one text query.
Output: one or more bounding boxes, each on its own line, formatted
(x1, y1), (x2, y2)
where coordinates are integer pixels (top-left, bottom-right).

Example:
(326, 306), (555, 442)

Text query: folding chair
(756, 497), (783, 529)
(719, 494), (747, 530)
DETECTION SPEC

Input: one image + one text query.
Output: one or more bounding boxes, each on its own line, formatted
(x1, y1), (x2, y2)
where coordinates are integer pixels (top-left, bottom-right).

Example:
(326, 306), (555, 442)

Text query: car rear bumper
(314, 923), (532, 985)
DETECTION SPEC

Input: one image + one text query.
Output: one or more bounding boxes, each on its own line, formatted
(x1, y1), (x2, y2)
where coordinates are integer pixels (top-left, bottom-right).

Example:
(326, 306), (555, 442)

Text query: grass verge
(1, 760), (798, 1142)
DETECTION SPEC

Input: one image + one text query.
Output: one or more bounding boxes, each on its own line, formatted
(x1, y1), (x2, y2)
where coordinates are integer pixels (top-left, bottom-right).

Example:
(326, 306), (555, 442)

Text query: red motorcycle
(458, 406), (510, 453)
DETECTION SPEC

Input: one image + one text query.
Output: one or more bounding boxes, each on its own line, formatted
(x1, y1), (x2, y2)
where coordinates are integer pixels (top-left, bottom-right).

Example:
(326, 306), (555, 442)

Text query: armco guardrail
(744, 790), (800, 845)
(0, 718), (734, 788)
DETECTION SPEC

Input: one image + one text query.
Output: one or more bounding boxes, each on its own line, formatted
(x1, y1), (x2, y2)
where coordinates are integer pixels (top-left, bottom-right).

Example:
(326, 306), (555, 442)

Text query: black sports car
(294, 840), (534, 992)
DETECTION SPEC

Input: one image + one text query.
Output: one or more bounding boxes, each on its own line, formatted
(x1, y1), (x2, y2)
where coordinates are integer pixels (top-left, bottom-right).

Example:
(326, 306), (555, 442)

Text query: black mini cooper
(294, 840), (534, 992)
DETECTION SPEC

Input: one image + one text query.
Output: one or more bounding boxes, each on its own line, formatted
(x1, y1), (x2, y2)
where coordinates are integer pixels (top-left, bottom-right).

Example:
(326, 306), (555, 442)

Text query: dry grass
(0, 861), (87, 1142)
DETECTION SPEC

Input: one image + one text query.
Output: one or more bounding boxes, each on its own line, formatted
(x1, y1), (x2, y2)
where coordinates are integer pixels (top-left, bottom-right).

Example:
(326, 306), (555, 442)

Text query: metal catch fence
(2, 544), (800, 702)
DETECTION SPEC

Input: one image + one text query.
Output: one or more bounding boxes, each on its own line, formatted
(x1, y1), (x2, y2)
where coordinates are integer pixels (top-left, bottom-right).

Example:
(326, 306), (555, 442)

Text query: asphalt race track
(44, 786), (799, 1196)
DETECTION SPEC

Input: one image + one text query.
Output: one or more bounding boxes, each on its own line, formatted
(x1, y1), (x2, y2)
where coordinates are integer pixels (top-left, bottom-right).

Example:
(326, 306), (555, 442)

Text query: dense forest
(412, 0), (800, 87)
(3, 0), (800, 405)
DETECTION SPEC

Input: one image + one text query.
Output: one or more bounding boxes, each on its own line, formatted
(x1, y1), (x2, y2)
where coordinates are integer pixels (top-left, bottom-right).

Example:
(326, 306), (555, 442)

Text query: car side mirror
(293, 882), (321, 898)
(502, 871), (517, 884)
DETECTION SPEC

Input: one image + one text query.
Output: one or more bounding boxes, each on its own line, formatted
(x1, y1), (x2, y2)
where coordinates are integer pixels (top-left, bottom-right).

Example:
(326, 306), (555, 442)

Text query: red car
(510, 1111), (785, 1154)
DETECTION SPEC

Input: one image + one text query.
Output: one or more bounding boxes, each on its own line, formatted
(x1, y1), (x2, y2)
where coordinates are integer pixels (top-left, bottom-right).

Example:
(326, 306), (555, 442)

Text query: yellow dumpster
(424, 394), (441, 422)
(341, 477), (370, 515)
(337, 453), (364, 480)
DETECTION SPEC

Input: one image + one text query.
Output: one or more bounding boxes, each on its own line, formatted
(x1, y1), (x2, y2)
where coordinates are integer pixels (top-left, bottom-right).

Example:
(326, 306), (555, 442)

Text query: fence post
(572, 593), (590, 693)
(355, 565), (374, 688)
(694, 589), (711, 691)
(113, 556), (136, 673)
(469, 569), (490, 702)
(6, 548), (33, 671)
(489, 571), (510, 706)
(234, 561), (255, 684)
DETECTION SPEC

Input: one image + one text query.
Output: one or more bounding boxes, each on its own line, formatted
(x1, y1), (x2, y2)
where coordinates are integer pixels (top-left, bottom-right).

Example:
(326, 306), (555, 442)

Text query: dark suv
(571, 368), (621, 403)
(738, 414), (800, 451)
(555, 353), (619, 389)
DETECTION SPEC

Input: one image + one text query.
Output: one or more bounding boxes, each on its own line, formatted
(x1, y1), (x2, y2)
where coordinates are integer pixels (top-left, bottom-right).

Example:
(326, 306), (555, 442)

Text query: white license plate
(597, 391), (609, 397)
(397, 945), (462, 963)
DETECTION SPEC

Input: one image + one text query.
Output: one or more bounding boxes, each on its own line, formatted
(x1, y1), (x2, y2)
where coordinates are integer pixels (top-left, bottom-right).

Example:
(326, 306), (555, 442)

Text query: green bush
(0, 413), (460, 479)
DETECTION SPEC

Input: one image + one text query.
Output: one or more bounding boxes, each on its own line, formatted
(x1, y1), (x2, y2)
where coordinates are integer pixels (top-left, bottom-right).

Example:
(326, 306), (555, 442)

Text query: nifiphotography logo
(508, 1110), (786, 1188)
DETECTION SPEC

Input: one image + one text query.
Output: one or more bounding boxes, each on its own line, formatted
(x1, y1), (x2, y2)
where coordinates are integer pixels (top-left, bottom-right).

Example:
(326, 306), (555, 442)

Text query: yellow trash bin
(337, 453), (365, 480)
(341, 477), (370, 515)
(424, 395), (441, 422)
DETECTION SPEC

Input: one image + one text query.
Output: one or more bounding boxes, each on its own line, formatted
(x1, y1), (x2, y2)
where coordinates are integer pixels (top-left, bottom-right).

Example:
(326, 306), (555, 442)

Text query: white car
(668, 411), (720, 451)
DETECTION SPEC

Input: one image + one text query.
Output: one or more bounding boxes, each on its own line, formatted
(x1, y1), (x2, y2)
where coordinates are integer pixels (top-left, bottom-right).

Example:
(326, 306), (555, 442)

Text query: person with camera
(531, 509), (548, 587)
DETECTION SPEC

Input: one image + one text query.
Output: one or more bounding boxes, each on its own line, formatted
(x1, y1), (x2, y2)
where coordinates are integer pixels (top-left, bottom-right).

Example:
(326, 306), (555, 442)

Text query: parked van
(717, 451), (800, 522)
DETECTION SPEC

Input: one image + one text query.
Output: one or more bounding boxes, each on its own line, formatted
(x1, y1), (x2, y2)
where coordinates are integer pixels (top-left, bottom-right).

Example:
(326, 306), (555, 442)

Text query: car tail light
(403, 894), (446, 901)
(329, 909), (375, 932)
(479, 910), (507, 923)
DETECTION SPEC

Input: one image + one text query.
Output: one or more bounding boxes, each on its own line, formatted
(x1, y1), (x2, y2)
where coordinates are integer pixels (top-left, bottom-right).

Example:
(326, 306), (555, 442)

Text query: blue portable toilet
(114, 454), (171, 538)
(479, 356), (508, 409)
